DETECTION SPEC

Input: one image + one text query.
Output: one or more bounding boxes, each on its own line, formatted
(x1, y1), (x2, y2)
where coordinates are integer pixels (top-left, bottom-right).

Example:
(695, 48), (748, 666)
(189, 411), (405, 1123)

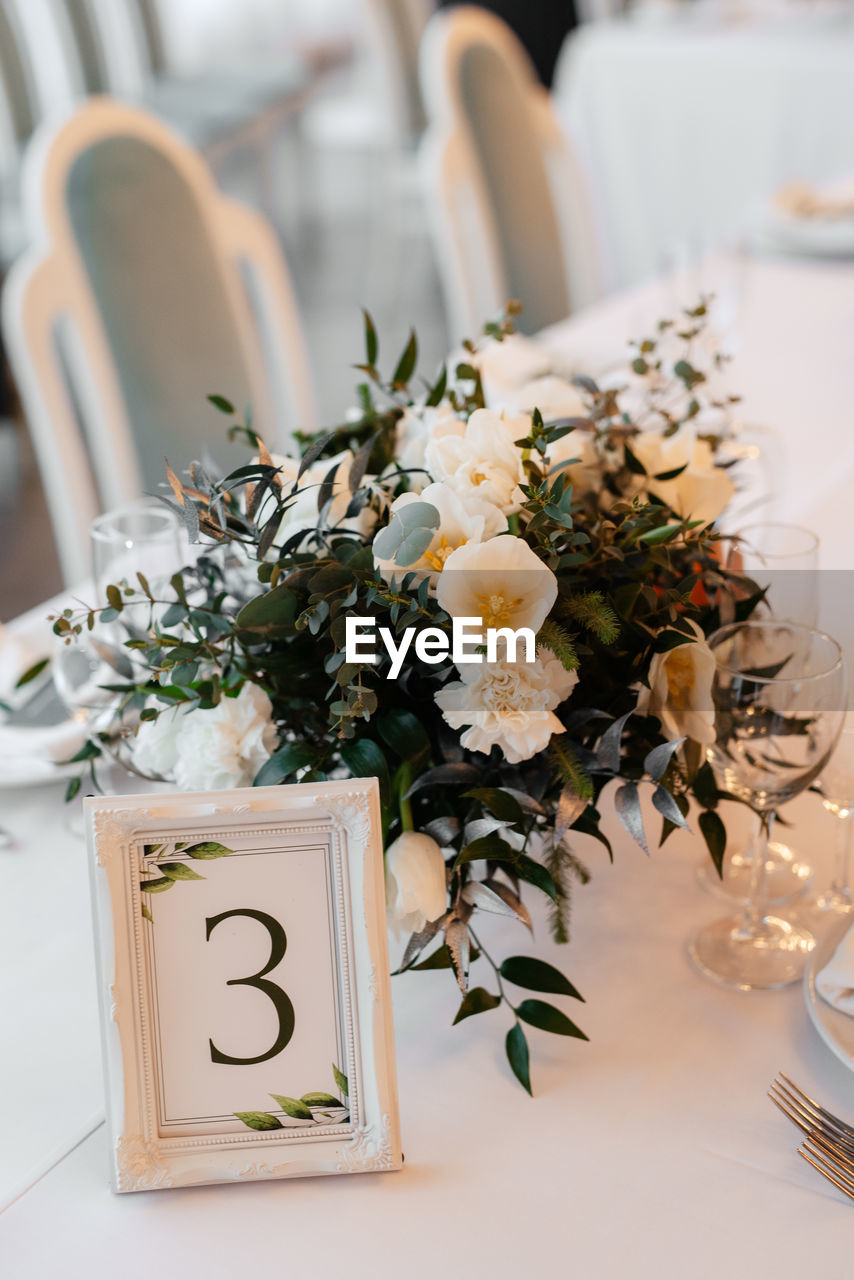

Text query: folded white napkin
(816, 922), (854, 1015)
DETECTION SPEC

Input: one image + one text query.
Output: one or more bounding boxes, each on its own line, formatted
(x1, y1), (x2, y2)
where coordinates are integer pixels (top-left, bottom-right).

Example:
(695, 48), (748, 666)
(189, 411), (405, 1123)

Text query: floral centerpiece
(55, 303), (757, 1092)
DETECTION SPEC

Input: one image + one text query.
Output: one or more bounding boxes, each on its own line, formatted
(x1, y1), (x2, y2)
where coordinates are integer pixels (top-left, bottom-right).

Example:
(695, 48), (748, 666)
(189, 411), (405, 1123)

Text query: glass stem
(830, 812), (853, 903)
(744, 809), (774, 932)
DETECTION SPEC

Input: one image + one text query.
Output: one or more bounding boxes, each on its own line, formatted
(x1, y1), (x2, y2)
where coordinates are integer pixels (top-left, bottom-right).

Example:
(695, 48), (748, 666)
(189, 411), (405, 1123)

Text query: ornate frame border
(86, 778), (402, 1192)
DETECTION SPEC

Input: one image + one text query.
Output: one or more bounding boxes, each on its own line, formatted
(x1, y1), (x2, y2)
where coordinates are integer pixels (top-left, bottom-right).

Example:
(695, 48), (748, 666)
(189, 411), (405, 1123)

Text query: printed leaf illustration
(183, 841), (234, 859)
(140, 877), (174, 893)
(300, 1093), (341, 1108)
(269, 1094), (313, 1120)
(158, 862), (206, 881)
(333, 1064), (349, 1098)
(234, 1111), (282, 1131)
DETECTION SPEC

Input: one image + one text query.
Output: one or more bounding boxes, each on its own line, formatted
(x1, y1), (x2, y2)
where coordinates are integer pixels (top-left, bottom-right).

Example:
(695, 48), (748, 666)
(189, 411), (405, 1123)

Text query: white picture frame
(86, 778), (402, 1192)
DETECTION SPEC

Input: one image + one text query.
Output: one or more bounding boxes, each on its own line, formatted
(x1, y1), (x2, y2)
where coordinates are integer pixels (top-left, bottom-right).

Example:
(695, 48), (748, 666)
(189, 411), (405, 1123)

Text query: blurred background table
(556, 9), (854, 289)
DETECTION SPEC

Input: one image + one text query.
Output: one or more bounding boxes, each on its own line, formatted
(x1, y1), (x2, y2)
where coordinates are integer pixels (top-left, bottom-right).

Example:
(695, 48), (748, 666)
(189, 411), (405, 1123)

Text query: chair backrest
(0, 0), (38, 151)
(3, 98), (317, 585)
(56, 0), (111, 94)
(419, 5), (601, 342)
(365, 0), (433, 147)
(131, 0), (166, 76)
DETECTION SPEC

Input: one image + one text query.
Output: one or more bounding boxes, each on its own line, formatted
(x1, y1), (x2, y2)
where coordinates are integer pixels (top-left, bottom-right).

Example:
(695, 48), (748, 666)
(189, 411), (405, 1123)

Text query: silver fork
(769, 1073), (854, 1202)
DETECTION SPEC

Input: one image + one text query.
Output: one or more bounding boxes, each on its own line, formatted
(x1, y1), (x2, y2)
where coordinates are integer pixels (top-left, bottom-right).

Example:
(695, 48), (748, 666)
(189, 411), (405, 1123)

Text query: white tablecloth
(2, 255), (854, 1273)
(556, 14), (854, 290)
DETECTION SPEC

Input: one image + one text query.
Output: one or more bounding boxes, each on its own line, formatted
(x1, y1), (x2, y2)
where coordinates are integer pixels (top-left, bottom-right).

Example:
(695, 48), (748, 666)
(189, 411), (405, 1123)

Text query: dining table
(3, 251), (854, 1276)
(556, 8), (854, 291)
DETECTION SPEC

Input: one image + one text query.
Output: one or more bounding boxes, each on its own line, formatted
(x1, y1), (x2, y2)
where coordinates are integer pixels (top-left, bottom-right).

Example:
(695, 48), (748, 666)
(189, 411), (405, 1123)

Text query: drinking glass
(697, 522), (820, 904)
(689, 621), (846, 990)
(802, 721), (854, 922)
(90, 499), (182, 602)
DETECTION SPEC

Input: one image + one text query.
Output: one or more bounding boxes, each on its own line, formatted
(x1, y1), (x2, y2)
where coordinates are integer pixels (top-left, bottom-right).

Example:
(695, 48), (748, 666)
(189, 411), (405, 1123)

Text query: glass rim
(89, 499), (177, 543)
(735, 521), (819, 557)
(706, 619), (844, 685)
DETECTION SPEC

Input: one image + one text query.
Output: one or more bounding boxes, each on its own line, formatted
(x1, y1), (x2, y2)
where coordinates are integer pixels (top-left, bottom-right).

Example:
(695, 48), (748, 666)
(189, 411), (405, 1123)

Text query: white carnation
(132, 683), (277, 790)
(435, 647), (578, 765)
(424, 408), (526, 514)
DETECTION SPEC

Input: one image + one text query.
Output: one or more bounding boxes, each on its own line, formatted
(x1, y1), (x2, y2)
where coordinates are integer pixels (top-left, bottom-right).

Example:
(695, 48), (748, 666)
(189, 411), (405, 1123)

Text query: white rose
(136, 683), (277, 790)
(395, 403), (464, 483)
(435, 647), (578, 765)
(373, 482), (507, 585)
(636, 619), (716, 746)
(385, 831), (448, 936)
(437, 535), (558, 634)
(424, 408), (526, 514)
(631, 432), (734, 525)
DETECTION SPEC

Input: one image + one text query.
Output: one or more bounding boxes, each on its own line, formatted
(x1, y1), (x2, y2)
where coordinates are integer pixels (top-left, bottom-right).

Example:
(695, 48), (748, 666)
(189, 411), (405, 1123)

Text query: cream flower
(424, 408), (526, 514)
(437, 536), (558, 634)
(631, 432), (734, 525)
(435, 647), (578, 764)
(373, 482), (507, 584)
(266, 449), (374, 543)
(395, 403), (464, 483)
(467, 333), (553, 408)
(385, 831), (448, 936)
(132, 683), (277, 790)
(509, 374), (587, 421)
(636, 619), (716, 746)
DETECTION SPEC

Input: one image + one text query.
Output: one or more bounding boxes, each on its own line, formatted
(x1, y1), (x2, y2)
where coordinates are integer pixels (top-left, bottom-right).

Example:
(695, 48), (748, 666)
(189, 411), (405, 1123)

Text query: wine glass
(697, 522), (820, 904)
(800, 720), (854, 924)
(689, 621), (846, 990)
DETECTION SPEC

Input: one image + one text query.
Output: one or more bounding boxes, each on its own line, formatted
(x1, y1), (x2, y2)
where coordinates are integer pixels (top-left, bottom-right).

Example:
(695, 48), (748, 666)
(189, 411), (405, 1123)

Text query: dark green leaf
(392, 330), (418, 386)
(340, 739), (391, 806)
(506, 1023), (532, 1095)
(14, 657), (49, 689)
(208, 394), (236, 415)
(500, 956), (584, 1001)
(363, 308), (378, 367)
(298, 431), (336, 479)
(453, 987), (501, 1025)
(515, 999), (588, 1040)
(376, 708), (431, 763)
(253, 741), (316, 787)
(462, 787), (523, 824)
(699, 809), (726, 877)
(514, 854), (558, 902)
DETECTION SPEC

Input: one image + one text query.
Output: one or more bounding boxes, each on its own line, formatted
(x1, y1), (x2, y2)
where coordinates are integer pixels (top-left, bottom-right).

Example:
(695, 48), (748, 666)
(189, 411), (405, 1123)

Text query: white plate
(804, 917), (854, 1072)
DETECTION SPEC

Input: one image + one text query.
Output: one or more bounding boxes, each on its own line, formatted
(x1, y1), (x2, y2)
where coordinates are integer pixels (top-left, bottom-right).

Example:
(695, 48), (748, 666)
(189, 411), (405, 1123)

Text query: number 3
(205, 909), (295, 1066)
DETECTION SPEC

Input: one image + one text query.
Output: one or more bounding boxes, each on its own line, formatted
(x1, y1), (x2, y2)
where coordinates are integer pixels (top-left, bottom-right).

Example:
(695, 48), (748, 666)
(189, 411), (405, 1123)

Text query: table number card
(86, 778), (402, 1192)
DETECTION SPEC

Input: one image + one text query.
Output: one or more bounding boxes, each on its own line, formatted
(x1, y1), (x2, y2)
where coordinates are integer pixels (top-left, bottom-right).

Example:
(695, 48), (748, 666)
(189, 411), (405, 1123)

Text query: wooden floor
(0, 144), (449, 622)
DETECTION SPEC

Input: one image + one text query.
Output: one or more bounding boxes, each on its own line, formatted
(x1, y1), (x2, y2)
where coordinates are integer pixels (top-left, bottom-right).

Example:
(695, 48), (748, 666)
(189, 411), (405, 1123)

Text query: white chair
(3, 98), (317, 585)
(418, 5), (602, 343)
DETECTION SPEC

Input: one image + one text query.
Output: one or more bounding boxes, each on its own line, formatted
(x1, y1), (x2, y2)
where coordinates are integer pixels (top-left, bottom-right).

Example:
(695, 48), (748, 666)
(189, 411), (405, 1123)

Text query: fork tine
(768, 1087), (815, 1138)
(805, 1130), (854, 1182)
(773, 1080), (854, 1157)
(804, 1146), (854, 1203)
(778, 1073), (854, 1142)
